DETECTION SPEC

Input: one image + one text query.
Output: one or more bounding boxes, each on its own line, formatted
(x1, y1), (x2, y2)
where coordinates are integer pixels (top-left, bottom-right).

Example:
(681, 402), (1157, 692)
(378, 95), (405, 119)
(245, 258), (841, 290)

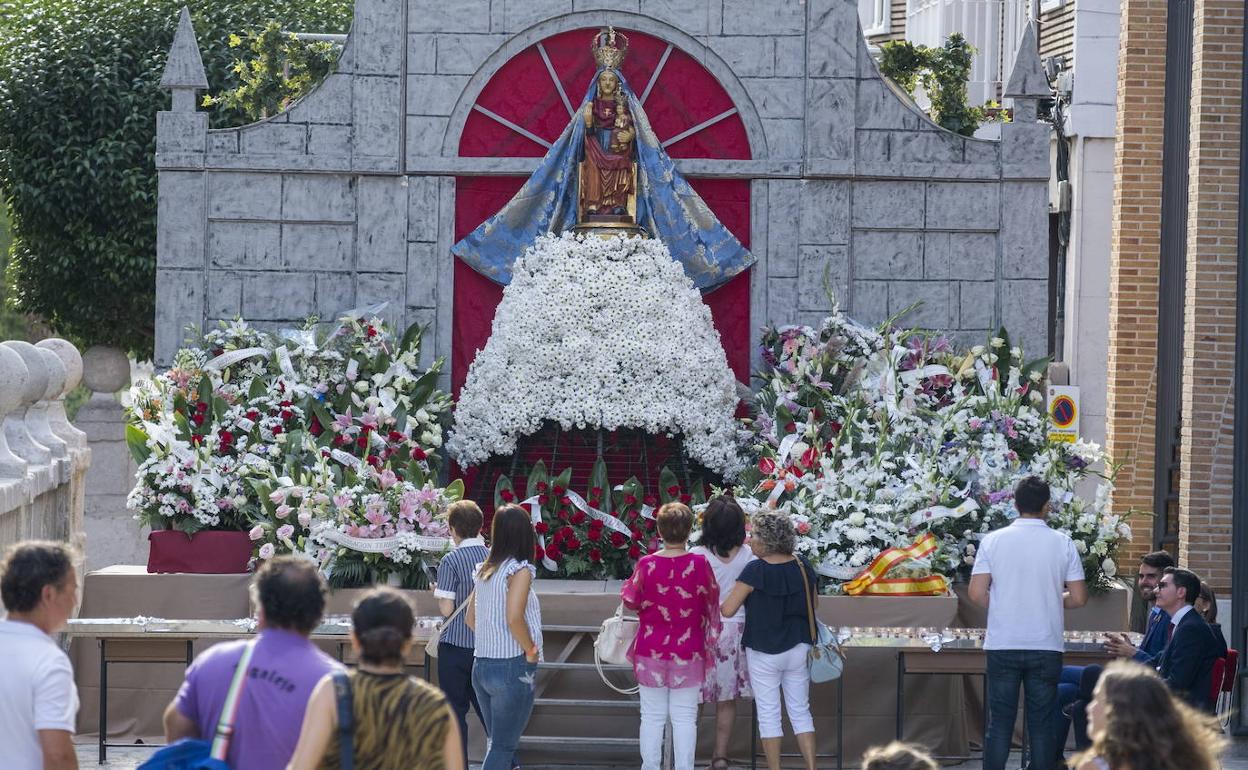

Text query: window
(859, 0), (891, 37)
(1039, 0), (1065, 15)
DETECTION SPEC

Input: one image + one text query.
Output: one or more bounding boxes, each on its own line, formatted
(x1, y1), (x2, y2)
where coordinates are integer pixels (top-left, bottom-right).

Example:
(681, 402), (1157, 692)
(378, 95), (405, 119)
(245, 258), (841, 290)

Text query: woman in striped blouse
(466, 504), (543, 770)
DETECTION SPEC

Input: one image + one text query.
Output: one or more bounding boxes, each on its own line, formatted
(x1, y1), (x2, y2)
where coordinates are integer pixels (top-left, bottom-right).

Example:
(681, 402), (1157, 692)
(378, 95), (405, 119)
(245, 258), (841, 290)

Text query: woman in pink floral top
(621, 502), (721, 770)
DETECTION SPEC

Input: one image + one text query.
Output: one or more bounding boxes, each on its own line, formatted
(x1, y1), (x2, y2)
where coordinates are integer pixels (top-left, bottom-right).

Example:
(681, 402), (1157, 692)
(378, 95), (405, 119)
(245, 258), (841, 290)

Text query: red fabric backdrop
(451, 29), (753, 494)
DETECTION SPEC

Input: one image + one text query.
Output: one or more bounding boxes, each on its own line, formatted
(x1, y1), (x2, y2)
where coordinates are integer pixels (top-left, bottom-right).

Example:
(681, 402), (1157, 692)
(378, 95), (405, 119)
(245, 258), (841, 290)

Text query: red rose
(586, 527), (602, 542)
(560, 495), (571, 506)
(666, 485), (680, 496)
(629, 525), (642, 539)
(279, 400), (292, 408)
(190, 434), (203, 445)
(309, 418), (323, 437)
(545, 543), (562, 560)
(644, 519), (656, 532)
(588, 498), (600, 508)
(321, 449), (331, 458)
(557, 509), (570, 522)
(627, 545), (641, 559)
(557, 526), (575, 542)
(588, 519), (604, 531)
(499, 489), (515, 502)
(565, 537), (581, 551)
(536, 481), (548, 492)
(813, 408), (824, 421)
(195, 401), (208, 414)
(366, 455), (381, 468)
(785, 421), (797, 434)
(534, 521), (549, 535)
(627, 510), (639, 522)
(538, 494), (549, 506)
(589, 548), (602, 563)
(356, 436), (368, 449)
(271, 426), (283, 435)
(192, 413), (205, 426)
(246, 409), (260, 421)
(610, 532), (627, 547)
(590, 487), (603, 497)
(388, 431), (404, 442)
(332, 435), (346, 447)
(280, 409), (293, 421)
(800, 446), (819, 468)
(366, 326), (377, 338)
(624, 494), (638, 506)
(553, 485), (565, 496)
(218, 430), (234, 445)
(570, 510), (587, 525)
(759, 457), (776, 474)
(410, 446), (427, 461)
(643, 495), (658, 507)
(830, 421), (843, 434)
(679, 494), (692, 505)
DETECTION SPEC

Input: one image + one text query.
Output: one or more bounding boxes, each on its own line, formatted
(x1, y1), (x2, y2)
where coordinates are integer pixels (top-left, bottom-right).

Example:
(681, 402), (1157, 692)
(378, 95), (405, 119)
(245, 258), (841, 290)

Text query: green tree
(878, 33), (986, 137)
(0, 0), (351, 358)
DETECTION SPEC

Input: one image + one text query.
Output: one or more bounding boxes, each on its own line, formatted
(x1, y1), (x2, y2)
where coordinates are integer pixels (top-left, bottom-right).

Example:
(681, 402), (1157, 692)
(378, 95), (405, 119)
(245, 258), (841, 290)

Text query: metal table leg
(895, 651), (905, 741)
(98, 639), (107, 763)
(837, 674), (844, 770)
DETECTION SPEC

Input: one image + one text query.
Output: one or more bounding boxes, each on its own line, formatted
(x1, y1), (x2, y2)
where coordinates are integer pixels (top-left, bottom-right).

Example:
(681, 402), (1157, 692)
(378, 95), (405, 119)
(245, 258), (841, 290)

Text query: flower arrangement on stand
(738, 302), (1130, 593)
(125, 311), (457, 582)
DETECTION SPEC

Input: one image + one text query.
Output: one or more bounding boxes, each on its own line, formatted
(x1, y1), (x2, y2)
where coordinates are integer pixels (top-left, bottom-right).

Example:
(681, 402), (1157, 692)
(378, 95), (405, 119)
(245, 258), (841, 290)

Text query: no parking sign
(1047, 386), (1080, 443)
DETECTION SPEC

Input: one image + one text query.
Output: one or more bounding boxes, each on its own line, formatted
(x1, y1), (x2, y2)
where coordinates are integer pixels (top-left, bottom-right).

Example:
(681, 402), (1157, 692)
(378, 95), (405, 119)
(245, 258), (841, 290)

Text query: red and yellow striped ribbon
(843, 532), (948, 596)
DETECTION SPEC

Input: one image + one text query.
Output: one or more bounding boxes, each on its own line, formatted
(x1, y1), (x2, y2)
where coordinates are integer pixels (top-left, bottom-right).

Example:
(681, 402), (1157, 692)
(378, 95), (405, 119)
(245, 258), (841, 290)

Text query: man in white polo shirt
(0, 541), (81, 770)
(969, 476), (1087, 770)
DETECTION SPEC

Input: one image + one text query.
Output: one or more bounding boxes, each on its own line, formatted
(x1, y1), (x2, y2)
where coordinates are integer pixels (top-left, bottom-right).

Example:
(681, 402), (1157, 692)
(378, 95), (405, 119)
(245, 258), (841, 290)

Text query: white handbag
(594, 603), (640, 694)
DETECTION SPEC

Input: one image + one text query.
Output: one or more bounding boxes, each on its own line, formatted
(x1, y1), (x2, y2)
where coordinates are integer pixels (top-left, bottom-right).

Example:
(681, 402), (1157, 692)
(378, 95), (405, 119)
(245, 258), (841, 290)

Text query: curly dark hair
(696, 496), (747, 558)
(1, 541), (74, 613)
(253, 557), (327, 635)
(1071, 660), (1224, 770)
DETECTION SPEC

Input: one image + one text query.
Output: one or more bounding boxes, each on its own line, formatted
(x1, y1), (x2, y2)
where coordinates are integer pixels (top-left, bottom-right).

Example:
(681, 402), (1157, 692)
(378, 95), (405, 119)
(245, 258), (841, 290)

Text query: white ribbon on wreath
(520, 489), (633, 571)
(906, 498), (979, 529)
(612, 484), (655, 520)
(203, 347), (268, 371)
(316, 526), (451, 554)
(519, 495), (559, 571)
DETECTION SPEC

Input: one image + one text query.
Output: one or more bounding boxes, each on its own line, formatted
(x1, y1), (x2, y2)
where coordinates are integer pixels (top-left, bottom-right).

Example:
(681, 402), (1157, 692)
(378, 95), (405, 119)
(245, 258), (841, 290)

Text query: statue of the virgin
(451, 27), (754, 290)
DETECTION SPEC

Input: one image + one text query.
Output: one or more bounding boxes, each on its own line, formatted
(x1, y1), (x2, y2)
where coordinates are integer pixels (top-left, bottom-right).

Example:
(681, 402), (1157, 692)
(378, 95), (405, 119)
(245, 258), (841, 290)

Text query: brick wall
(1105, 0), (1168, 566)
(1178, 0), (1243, 592)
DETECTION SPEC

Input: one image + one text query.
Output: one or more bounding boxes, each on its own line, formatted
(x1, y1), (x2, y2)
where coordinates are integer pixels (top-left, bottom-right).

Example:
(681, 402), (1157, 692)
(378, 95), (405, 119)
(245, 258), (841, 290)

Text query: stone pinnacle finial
(1004, 22), (1048, 122)
(160, 7), (208, 112)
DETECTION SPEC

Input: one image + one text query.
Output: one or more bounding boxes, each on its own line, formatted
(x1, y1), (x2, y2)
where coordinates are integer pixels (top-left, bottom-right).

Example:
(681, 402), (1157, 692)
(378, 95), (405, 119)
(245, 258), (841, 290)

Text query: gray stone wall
(155, 0), (1051, 377)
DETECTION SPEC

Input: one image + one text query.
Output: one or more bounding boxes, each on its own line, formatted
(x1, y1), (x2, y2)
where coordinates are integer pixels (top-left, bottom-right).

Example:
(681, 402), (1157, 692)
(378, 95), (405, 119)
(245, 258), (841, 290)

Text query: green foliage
(0, 0), (352, 357)
(202, 21), (340, 121)
(878, 33), (985, 137)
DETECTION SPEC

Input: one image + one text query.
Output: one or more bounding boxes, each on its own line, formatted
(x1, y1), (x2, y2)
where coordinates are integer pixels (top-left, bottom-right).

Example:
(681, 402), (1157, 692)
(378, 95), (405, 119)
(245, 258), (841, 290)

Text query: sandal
(710, 758), (730, 770)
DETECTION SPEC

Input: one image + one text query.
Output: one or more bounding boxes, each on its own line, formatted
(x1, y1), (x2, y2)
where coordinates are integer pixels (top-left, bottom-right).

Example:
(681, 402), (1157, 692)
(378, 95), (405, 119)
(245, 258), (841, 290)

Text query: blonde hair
(1070, 660), (1225, 770)
(861, 742), (939, 770)
(656, 502), (693, 544)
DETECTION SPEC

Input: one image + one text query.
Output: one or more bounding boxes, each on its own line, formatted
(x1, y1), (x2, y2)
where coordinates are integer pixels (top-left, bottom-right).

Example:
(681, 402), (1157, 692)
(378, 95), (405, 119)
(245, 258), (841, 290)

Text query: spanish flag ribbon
(843, 532), (948, 597)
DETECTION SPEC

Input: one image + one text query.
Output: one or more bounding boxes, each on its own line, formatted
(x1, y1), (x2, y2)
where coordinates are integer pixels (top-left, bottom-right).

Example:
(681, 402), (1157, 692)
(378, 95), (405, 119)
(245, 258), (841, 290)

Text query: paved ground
(77, 740), (1248, 769)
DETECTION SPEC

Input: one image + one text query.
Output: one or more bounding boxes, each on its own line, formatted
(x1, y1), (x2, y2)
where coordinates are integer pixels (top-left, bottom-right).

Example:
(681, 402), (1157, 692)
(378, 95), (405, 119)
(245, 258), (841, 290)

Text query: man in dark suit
(1155, 566), (1227, 711)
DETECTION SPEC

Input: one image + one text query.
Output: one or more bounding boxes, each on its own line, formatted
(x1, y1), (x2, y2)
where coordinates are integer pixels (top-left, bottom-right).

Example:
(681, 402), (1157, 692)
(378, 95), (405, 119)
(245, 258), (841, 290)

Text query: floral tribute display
(448, 233), (745, 478)
(493, 459), (707, 579)
(738, 303), (1129, 593)
(125, 313), (458, 585)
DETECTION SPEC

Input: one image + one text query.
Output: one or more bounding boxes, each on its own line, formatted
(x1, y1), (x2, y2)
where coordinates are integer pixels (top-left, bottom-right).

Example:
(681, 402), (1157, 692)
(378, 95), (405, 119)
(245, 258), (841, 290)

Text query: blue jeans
(472, 654), (537, 770)
(1054, 665), (1082, 758)
(985, 650), (1062, 770)
(438, 642), (486, 766)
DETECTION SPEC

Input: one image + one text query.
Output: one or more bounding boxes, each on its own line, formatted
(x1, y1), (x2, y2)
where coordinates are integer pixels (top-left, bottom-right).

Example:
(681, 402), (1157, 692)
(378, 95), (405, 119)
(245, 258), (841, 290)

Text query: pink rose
(248, 525), (265, 541)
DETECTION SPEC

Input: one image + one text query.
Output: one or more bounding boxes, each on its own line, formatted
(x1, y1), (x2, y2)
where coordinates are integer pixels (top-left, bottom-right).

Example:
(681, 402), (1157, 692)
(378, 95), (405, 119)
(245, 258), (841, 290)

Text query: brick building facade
(1106, 0), (1243, 590)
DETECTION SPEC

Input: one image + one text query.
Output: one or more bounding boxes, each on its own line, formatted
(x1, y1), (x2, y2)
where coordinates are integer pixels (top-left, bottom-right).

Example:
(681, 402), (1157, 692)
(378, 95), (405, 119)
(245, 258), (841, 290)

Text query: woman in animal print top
(621, 502), (721, 770)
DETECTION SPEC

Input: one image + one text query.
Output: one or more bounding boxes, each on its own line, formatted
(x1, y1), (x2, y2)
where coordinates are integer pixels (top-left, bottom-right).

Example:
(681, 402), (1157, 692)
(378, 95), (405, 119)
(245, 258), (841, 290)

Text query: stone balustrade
(0, 339), (91, 564)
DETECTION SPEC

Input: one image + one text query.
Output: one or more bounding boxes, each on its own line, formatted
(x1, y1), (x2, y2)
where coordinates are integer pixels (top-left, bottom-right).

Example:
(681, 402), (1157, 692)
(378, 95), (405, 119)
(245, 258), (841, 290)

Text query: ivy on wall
(0, 0), (351, 357)
(202, 22), (341, 122)
(877, 33), (986, 137)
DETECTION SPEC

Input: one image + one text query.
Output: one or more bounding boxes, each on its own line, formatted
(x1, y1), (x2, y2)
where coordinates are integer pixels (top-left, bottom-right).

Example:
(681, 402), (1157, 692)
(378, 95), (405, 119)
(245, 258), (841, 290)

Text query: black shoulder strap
(331, 671), (354, 770)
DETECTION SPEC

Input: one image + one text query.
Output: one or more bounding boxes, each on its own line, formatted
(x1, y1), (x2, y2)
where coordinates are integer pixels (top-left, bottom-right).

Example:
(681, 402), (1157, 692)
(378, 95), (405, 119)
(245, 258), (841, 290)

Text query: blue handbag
(798, 558), (845, 683)
(138, 642), (257, 770)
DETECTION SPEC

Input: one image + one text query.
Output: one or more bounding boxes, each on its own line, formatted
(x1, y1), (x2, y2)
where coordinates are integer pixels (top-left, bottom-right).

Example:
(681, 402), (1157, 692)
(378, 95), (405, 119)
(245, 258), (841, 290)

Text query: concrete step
(534, 697), (639, 709)
(537, 661), (631, 671)
(519, 735), (640, 749)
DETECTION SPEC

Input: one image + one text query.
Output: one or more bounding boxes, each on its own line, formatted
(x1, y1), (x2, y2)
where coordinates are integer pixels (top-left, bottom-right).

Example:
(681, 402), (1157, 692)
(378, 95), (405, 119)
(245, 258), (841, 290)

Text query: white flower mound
(449, 232), (744, 477)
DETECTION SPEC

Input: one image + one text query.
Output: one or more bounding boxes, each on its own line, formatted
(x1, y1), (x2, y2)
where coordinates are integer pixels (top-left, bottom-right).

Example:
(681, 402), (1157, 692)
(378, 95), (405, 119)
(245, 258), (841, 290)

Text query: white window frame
(1039, 0), (1065, 16)
(860, 0), (892, 37)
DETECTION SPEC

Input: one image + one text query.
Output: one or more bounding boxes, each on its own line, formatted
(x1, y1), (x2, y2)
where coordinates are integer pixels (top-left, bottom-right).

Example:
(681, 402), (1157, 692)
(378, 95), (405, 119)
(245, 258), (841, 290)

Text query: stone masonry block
(799, 180), (850, 245)
(766, 277), (800, 326)
(406, 242), (439, 307)
(404, 307), (438, 369)
(406, 73), (470, 117)
(798, 245), (849, 310)
(851, 280), (888, 322)
(775, 36), (805, 77)
(240, 123), (306, 155)
(806, 0), (858, 77)
(958, 281), (995, 329)
(709, 37), (774, 78)
(406, 116), (450, 160)
(767, 180), (801, 277)
(924, 232), (998, 280)
(155, 269), (205, 366)
(208, 173), (281, 220)
(805, 79), (855, 160)
(207, 271), (243, 319)
(353, 77), (402, 160)
(209, 222), (281, 269)
(1001, 121), (1050, 179)
(436, 34), (507, 75)
(282, 224), (355, 271)
(504, 0), (573, 32)
(348, 0), (404, 75)
(408, 34), (437, 74)
(242, 272), (316, 320)
(316, 273), (357, 317)
(308, 125), (352, 157)
(573, 0), (640, 10)
(156, 112), (208, 153)
(723, 0), (804, 34)
(288, 74), (352, 124)
(742, 77), (804, 119)
(852, 230), (923, 279)
(890, 131), (964, 164)
(1001, 182), (1049, 279)
(640, 0), (714, 36)
(1000, 279), (1048, 354)
(926, 182), (1000, 230)
(889, 280), (953, 329)
(851, 181), (924, 229)
(762, 119), (803, 159)
(855, 131), (890, 162)
(412, 0), (490, 32)
(856, 79), (924, 131)
(207, 132), (239, 154)
(157, 172), (205, 269)
(407, 177), (441, 243)
(282, 175), (355, 222)
(358, 273), (406, 324)
(357, 177), (409, 272)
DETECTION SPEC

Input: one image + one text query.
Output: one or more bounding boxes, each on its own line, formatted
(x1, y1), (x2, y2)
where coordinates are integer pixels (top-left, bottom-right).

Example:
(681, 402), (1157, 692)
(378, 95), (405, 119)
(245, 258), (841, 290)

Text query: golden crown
(591, 27), (629, 69)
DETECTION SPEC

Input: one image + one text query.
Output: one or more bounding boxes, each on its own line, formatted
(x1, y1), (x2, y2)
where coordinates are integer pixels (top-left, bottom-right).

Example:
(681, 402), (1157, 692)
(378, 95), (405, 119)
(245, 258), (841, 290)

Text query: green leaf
(124, 424), (151, 464)
(444, 478), (465, 502)
(658, 467), (680, 504)
(525, 460), (548, 500)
